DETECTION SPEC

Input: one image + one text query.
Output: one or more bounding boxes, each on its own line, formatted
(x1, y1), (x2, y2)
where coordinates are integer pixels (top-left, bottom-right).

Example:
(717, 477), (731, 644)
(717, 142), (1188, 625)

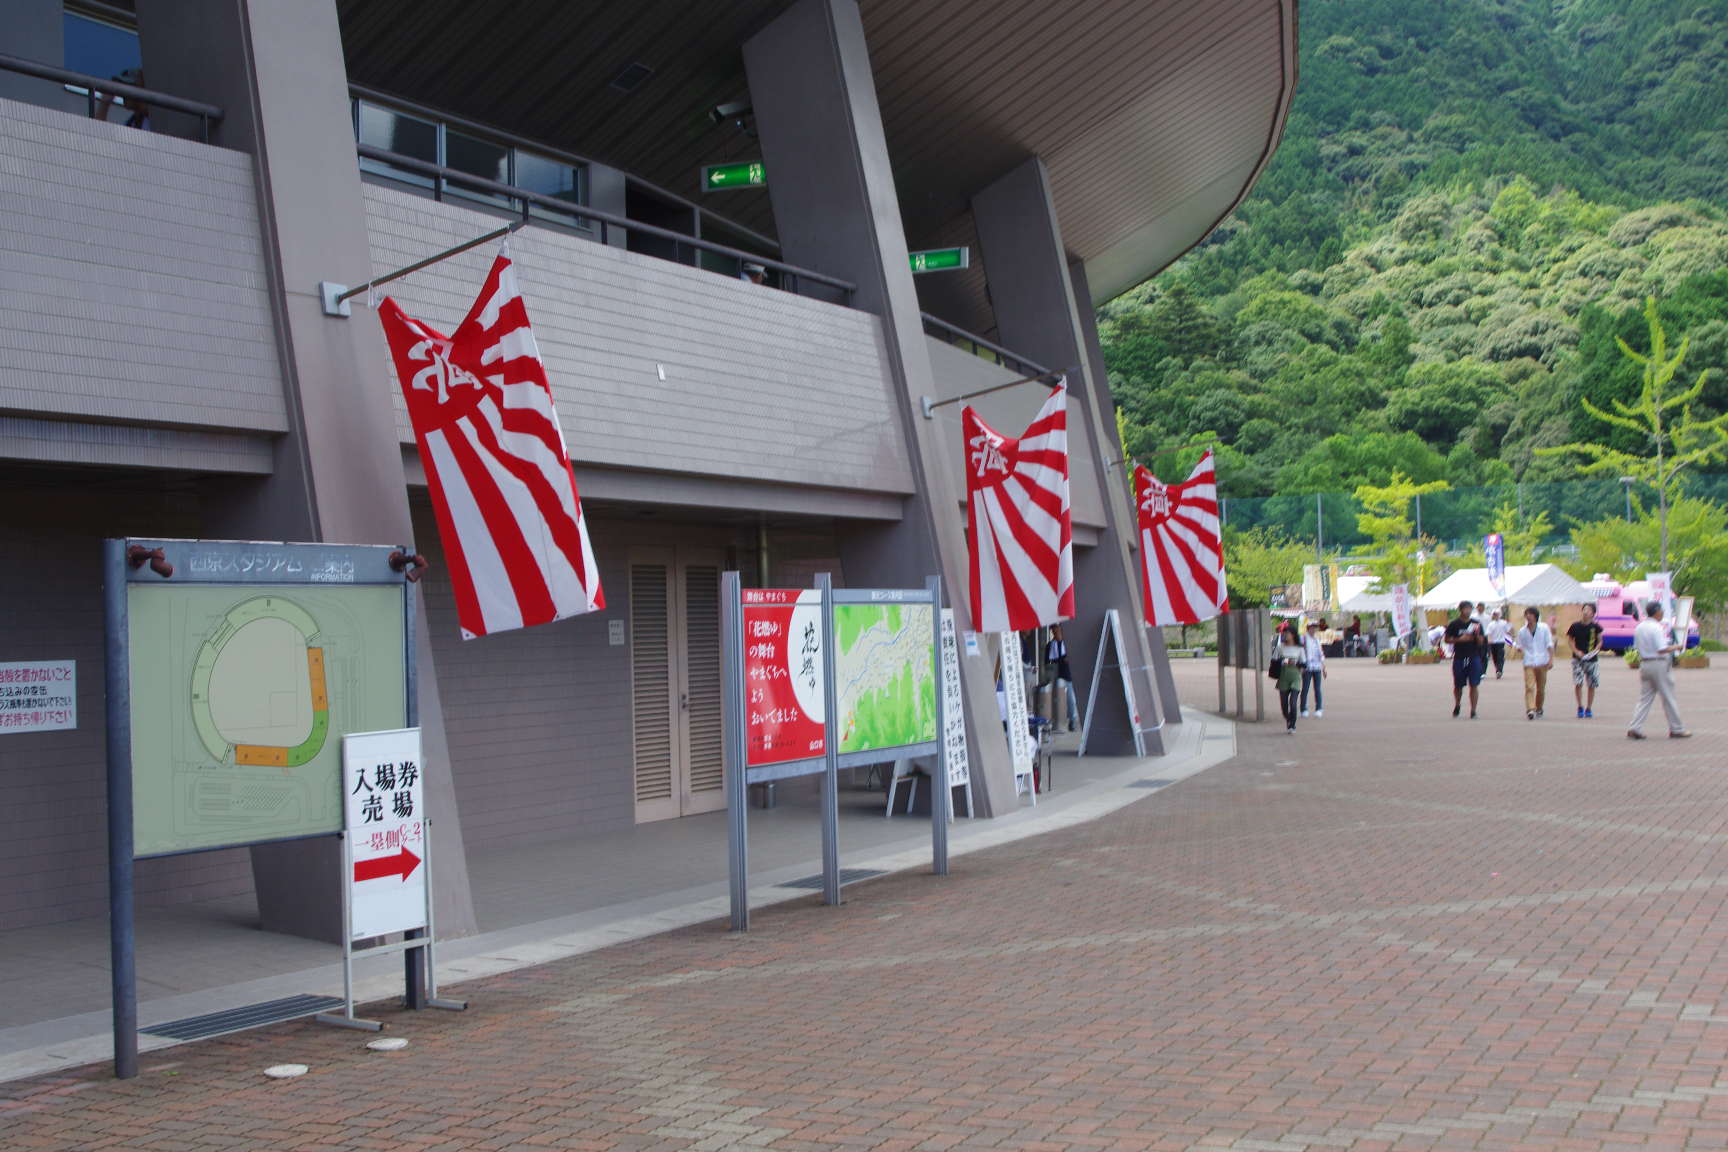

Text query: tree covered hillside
(1099, 0), (1728, 547)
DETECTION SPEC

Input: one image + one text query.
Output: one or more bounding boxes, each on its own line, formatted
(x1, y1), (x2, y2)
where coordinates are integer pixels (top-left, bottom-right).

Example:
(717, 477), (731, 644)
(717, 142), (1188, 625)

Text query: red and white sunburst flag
(1134, 451), (1228, 626)
(962, 383), (1075, 633)
(378, 252), (604, 639)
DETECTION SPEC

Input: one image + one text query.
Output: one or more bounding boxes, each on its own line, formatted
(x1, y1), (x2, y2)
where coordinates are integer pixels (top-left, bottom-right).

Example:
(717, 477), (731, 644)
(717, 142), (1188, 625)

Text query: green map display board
(127, 584), (406, 857)
(832, 603), (937, 754)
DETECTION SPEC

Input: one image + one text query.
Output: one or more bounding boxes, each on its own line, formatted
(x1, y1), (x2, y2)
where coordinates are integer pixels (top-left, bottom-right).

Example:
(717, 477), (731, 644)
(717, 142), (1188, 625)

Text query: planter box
(1406, 651), (1439, 665)
(1678, 652), (1711, 670)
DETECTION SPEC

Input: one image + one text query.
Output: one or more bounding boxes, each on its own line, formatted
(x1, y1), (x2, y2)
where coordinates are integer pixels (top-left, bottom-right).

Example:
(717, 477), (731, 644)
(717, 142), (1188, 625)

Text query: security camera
(710, 100), (752, 125)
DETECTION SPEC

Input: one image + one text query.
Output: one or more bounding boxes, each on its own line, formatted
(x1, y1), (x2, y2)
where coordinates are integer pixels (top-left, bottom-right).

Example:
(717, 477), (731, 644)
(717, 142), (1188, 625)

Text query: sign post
(1078, 609), (1156, 757)
(104, 537), (420, 1078)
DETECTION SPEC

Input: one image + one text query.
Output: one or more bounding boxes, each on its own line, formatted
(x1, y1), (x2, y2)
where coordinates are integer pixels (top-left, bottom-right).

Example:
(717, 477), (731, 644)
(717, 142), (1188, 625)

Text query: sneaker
(1585, 708), (1593, 719)
(1577, 707), (1585, 719)
(1470, 711), (1477, 719)
(1452, 703), (1461, 718)
(1671, 731), (1693, 739)
(1537, 709), (1544, 718)
(1315, 709), (1323, 718)
(1300, 709), (1309, 717)
(1527, 710), (1535, 720)
(1286, 726), (1295, 735)
(1628, 730), (1646, 740)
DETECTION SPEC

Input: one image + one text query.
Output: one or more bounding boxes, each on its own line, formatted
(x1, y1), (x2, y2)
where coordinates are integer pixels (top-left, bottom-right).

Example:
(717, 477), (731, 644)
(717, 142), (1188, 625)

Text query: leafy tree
(1222, 527), (1313, 608)
(1537, 297), (1728, 570)
(1563, 496), (1728, 613)
(1489, 499), (1553, 563)
(1354, 472), (1450, 588)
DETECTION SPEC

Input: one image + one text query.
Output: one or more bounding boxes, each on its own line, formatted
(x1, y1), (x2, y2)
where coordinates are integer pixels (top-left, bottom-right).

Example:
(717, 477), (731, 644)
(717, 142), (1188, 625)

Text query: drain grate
(141, 994), (343, 1041)
(779, 868), (886, 890)
(1129, 778), (1174, 789)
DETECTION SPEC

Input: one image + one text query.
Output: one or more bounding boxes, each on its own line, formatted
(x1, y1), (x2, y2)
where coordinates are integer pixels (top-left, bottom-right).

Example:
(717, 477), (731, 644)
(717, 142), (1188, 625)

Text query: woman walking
(1272, 622), (1304, 734)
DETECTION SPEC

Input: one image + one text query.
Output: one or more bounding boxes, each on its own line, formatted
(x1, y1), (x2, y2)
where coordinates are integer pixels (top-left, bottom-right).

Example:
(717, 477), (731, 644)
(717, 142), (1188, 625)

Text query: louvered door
(630, 546), (725, 822)
(679, 556), (725, 814)
(630, 551), (679, 823)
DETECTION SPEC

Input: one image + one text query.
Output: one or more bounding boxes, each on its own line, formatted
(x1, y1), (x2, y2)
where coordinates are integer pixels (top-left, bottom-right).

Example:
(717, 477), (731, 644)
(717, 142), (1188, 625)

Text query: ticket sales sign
(742, 589), (826, 767)
(0, 660), (75, 734)
(341, 728), (427, 941)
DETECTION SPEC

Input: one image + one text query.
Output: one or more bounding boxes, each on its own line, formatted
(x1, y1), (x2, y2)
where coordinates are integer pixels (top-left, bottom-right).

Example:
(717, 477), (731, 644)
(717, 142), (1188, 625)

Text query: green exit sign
(702, 161), (766, 191)
(909, 247), (970, 273)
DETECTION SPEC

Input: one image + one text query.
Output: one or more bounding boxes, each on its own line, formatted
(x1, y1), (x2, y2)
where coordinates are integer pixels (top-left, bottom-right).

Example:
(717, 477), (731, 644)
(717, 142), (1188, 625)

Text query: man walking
(1567, 603), (1603, 718)
(1300, 620), (1327, 717)
(1484, 610), (1511, 679)
(1511, 606), (1554, 720)
(1628, 602), (1691, 740)
(1444, 599), (1486, 718)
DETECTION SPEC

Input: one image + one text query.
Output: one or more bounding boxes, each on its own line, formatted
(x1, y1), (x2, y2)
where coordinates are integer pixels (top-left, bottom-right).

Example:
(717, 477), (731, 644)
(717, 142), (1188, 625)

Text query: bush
(1678, 651), (1712, 669)
(1377, 648), (1402, 664)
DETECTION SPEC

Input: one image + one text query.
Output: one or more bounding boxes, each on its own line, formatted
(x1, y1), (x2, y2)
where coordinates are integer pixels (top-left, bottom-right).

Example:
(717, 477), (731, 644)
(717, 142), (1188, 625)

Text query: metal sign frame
(1077, 609), (1160, 757)
(103, 537), (418, 1079)
(725, 573), (948, 931)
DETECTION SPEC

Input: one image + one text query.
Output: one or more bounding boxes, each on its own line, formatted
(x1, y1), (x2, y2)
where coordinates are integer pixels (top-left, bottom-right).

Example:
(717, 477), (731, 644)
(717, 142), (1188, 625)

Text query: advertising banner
(1647, 571), (1675, 625)
(1391, 583), (1412, 643)
(1484, 533), (1506, 599)
(741, 589), (826, 767)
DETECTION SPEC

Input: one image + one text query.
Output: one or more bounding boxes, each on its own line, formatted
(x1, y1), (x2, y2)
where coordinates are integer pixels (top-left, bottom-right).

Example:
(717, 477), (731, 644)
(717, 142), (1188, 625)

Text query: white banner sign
(939, 610), (969, 788)
(1647, 571), (1675, 625)
(997, 632), (1035, 780)
(1673, 595), (1695, 647)
(1390, 584), (1412, 643)
(0, 660), (75, 734)
(342, 728), (427, 941)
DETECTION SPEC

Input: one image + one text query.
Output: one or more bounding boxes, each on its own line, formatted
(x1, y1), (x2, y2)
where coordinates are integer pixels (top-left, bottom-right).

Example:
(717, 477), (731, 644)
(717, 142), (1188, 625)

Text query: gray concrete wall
(0, 96), (285, 434)
(363, 185), (914, 497)
(0, 0), (68, 108)
(0, 476), (255, 933)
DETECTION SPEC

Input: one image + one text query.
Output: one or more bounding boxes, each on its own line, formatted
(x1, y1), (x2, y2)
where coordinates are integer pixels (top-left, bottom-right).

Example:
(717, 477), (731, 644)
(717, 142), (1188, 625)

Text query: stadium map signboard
(102, 538), (418, 1078)
(723, 573), (948, 931)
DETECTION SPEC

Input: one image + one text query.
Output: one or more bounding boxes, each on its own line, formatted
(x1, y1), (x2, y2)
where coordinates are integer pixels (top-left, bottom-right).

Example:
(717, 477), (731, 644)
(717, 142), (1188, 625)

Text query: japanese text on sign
(341, 728), (427, 941)
(741, 589), (826, 767)
(0, 661), (75, 734)
(939, 611), (969, 788)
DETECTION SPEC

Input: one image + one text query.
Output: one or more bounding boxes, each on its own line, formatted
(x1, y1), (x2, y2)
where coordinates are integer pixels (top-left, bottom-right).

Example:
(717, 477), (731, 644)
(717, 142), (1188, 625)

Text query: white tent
(1416, 564), (1591, 610)
(1339, 574), (1397, 613)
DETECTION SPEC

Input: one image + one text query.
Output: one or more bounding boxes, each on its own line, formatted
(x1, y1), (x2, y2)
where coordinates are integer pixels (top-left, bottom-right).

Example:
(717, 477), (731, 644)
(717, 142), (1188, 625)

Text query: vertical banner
(1672, 594), (1694, 648)
(1484, 533), (1506, 599)
(1391, 583), (1412, 644)
(341, 728), (427, 941)
(1647, 572), (1675, 626)
(741, 589), (826, 767)
(939, 610), (970, 790)
(997, 632), (1035, 788)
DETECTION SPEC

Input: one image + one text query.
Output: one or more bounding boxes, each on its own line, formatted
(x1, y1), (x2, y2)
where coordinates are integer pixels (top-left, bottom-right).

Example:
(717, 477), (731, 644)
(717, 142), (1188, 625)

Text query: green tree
(1354, 471), (1450, 588)
(1489, 499), (1553, 563)
(1222, 527), (1313, 608)
(1562, 496), (1728, 614)
(1538, 297), (1728, 571)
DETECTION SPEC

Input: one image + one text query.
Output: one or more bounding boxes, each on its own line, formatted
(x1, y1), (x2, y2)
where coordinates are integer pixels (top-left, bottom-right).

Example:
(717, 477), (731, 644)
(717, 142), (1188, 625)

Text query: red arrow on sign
(354, 846), (420, 883)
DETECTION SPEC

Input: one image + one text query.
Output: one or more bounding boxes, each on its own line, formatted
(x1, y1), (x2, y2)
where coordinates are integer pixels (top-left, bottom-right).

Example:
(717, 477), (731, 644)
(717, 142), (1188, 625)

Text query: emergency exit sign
(909, 247), (970, 273)
(702, 161), (766, 191)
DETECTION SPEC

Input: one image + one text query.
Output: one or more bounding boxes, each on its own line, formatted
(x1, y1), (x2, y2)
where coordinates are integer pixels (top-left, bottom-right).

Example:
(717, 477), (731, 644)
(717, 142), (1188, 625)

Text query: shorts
(1572, 656), (1600, 688)
(1452, 656), (1483, 688)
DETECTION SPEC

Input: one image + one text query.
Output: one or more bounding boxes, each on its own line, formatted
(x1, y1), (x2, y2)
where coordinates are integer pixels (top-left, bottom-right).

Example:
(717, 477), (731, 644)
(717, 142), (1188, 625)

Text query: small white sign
(608, 619), (626, 646)
(0, 660), (75, 735)
(939, 611), (969, 788)
(963, 631), (980, 658)
(997, 632), (1035, 779)
(342, 728), (427, 941)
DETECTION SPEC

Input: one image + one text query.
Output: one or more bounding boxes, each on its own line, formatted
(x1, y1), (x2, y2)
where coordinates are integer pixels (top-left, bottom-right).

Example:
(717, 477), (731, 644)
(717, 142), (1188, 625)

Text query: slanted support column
(134, 0), (477, 939)
(972, 157), (1171, 754)
(744, 0), (1018, 815)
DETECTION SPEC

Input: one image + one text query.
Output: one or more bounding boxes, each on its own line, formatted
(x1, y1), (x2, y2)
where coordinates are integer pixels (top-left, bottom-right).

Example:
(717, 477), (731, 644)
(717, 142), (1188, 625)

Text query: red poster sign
(743, 589), (826, 766)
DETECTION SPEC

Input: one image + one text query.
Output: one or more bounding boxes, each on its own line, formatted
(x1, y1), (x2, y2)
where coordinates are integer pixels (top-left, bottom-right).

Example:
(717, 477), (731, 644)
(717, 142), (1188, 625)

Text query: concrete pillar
(971, 157), (1171, 754)
(743, 0), (1019, 814)
(134, 0), (477, 939)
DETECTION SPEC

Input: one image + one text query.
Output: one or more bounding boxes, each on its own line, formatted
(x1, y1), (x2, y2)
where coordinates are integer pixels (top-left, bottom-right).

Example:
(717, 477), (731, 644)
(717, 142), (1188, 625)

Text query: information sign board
(938, 610), (969, 789)
(997, 631), (1035, 782)
(832, 602), (937, 754)
(127, 581), (406, 856)
(742, 589), (826, 766)
(341, 728), (427, 941)
(909, 247), (969, 273)
(0, 660), (75, 734)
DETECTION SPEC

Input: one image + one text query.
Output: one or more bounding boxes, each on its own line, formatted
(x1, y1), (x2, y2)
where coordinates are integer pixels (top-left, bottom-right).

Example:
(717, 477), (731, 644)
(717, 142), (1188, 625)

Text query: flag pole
(326, 220), (527, 311)
(920, 368), (1073, 418)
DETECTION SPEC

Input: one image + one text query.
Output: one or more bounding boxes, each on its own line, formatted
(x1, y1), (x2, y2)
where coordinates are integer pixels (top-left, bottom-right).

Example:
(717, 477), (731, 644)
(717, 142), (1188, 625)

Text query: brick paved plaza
(4, 658), (1727, 1151)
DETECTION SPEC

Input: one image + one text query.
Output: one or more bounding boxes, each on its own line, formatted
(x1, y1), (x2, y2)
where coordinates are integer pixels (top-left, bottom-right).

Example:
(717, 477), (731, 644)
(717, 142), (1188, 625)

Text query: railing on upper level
(920, 312), (1049, 377)
(0, 52), (223, 142)
(354, 144), (855, 303)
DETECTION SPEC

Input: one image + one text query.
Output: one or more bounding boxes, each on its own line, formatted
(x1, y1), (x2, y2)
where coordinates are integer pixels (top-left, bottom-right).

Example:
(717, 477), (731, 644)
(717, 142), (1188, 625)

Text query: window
(514, 150), (584, 224)
(357, 101), (438, 189)
(63, 9), (140, 83)
(445, 129), (511, 209)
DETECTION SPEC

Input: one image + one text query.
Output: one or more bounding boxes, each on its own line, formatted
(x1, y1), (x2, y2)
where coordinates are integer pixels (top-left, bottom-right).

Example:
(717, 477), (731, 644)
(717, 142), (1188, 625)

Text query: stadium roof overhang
(337, 0), (1297, 325)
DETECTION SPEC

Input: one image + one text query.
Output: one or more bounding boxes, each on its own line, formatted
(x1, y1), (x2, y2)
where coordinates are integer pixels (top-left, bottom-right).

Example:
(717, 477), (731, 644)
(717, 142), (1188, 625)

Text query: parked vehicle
(1581, 576), (1701, 652)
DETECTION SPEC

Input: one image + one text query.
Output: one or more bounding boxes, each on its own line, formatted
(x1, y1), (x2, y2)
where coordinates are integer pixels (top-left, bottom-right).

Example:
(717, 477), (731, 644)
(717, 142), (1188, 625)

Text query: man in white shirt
(1300, 620), (1327, 717)
(1484, 610), (1511, 679)
(1510, 606), (1554, 720)
(1628, 601), (1691, 739)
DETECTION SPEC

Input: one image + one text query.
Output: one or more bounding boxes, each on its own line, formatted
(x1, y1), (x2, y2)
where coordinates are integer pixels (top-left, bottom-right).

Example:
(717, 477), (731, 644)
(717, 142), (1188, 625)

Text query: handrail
(0, 52), (223, 141)
(356, 143), (855, 299)
(920, 311), (1049, 376)
(348, 83), (781, 256)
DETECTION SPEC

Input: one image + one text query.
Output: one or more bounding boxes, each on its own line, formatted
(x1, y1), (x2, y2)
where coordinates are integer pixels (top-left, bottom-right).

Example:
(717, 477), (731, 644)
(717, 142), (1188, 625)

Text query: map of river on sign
(833, 603), (937, 754)
(127, 583), (406, 857)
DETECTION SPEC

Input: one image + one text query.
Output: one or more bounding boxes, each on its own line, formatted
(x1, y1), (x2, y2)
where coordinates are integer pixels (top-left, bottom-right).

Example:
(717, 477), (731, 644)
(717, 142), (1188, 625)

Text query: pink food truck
(1583, 576), (1702, 652)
